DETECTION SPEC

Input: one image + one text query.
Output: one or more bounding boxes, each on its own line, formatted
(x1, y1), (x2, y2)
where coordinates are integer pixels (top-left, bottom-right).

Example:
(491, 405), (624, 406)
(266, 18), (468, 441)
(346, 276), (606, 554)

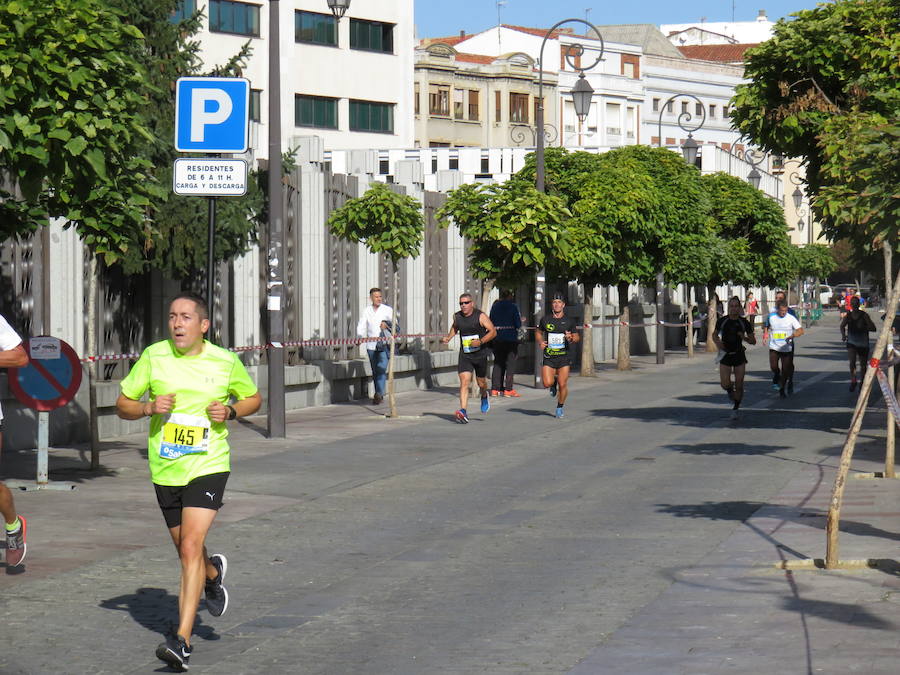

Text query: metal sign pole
(207, 195), (217, 339)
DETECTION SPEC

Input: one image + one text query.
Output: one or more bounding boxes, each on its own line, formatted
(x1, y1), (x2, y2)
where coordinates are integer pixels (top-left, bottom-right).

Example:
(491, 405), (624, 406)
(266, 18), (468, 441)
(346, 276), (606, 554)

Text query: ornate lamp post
(652, 95), (706, 363)
(727, 138), (766, 190)
(656, 93), (707, 164)
(789, 171), (811, 244)
(533, 18), (604, 386)
(268, 0), (351, 438)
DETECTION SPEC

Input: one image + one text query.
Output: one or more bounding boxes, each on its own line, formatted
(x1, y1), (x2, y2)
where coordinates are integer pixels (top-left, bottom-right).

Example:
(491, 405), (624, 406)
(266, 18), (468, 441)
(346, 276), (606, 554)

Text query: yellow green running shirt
(120, 340), (258, 486)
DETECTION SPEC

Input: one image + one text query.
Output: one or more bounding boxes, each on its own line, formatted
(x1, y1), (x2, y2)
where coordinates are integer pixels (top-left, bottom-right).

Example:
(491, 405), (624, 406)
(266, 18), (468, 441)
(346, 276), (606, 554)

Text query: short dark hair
(499, 289), (514, 300)
(459, 292), (473, 301)
(369, 287), (382, 295)
(776, 299), (788, 309)
(851, 296), (861, 309)
(170, 292), (209, 320)
(775, 290), (786, 300)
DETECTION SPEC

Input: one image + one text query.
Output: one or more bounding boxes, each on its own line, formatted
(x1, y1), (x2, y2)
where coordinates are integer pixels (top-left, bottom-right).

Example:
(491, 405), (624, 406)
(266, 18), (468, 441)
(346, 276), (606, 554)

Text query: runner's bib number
(771, 332), (790, 340)
(159, 413), (210, 459)
(548, 332), (565, 349)
(461, 334), (480, 353)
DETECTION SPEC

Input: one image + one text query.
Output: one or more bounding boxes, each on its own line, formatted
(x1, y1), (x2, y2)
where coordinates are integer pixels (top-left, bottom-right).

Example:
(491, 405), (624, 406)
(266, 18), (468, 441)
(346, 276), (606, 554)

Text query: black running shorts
(458, 353), (488, 378)
(154, 471), (230, 529)
(542, 354), (571, 370)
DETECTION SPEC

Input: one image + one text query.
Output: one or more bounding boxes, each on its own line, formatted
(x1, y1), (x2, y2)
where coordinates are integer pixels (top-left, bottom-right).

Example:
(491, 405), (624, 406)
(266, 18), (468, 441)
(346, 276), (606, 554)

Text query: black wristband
(226, 405), (237, 421)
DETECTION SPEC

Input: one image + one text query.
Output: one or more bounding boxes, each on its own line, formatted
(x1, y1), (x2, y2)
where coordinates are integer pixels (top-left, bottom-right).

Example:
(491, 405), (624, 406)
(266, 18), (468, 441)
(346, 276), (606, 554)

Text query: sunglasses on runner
(459, 301), (471, 305)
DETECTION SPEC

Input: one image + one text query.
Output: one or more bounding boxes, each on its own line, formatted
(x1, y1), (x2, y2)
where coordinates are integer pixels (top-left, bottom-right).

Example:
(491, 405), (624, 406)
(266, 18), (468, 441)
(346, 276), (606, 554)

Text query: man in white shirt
(356, 288), (394, 405)
(1, 313), (30, 567)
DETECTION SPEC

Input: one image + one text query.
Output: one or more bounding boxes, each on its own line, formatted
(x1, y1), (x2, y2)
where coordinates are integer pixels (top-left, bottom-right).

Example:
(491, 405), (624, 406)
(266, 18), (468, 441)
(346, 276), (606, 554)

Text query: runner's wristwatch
(226, 405), (237, 420)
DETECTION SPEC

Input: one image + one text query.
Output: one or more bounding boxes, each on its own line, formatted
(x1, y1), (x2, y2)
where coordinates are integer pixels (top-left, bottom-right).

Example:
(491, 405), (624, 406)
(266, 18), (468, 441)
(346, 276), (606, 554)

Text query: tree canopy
(731, 0), (900, 248)
(0, 0), (160, 263)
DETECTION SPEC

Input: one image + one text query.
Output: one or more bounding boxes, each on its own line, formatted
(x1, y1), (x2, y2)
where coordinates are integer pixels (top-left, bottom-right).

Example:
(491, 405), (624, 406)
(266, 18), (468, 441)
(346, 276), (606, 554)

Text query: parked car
(817, 284), (833, 306)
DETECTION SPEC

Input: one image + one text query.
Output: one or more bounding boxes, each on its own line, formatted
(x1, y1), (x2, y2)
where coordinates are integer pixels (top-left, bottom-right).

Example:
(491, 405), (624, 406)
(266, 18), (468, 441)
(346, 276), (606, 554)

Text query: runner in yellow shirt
(116, 293), (261, 671)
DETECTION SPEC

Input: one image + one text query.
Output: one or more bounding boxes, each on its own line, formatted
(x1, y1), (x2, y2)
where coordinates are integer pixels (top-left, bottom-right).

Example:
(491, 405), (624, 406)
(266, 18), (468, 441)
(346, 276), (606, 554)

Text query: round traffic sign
(8, 336), (83, 411)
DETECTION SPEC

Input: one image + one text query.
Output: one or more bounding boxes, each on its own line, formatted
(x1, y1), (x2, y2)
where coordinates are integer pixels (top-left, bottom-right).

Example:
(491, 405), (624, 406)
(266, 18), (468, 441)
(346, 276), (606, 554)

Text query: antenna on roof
(497, 0), (507, 53)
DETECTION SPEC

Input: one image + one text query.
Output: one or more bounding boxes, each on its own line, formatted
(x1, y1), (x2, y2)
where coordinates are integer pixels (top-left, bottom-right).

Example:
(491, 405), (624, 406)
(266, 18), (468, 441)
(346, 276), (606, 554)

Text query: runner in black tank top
(713, 296), (756, 421)
(535, 293), (581, 419)
(441, 293), (497, 423)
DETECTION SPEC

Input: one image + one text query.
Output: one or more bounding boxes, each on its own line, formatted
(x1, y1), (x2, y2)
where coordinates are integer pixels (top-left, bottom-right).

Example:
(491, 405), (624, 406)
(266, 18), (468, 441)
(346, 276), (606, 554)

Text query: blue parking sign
(175, 77), (250, 153)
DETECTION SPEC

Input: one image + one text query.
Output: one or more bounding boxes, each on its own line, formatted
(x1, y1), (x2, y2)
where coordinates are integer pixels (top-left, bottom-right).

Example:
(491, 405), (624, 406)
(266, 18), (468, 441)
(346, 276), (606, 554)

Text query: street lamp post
(727, 138), (766, 190)
(654, 94), (706, 364)
(268, 0), (351, 438)
(533, 18), (604, 387)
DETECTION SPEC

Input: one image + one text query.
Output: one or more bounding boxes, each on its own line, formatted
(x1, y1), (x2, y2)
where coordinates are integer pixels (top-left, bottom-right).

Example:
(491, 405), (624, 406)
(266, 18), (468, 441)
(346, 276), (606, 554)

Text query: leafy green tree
(327, 182), (424, 418)
(106, 0), (263, 279)
(437, 180), (572, 292)
(731, 0), (899, 248)
(0, 0), (160, 263)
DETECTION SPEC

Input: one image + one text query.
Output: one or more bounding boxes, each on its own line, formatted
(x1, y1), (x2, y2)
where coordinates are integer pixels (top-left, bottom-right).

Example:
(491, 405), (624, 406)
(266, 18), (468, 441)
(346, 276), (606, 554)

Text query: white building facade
(182, 0), (415, 159)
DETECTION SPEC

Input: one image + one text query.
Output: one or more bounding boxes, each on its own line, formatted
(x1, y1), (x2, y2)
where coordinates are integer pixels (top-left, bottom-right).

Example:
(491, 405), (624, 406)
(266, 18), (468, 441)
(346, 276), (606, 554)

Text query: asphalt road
(2, 313), (892, 674)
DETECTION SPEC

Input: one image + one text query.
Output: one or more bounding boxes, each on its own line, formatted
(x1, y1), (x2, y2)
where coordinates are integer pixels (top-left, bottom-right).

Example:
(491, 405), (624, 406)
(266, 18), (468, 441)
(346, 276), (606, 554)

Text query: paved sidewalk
(2, 318), (899, 673)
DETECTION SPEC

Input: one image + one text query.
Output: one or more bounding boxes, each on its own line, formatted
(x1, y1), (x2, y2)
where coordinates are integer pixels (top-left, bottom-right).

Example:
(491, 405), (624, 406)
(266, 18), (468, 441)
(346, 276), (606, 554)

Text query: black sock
(557, 403), (564, 408)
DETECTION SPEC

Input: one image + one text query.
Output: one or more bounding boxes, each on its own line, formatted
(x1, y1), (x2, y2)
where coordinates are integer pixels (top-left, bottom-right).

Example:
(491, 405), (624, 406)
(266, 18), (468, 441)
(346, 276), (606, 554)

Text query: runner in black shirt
(535, 293), (581, 419)
(441, 293), (497, 423)
(713, 296), (756, 420)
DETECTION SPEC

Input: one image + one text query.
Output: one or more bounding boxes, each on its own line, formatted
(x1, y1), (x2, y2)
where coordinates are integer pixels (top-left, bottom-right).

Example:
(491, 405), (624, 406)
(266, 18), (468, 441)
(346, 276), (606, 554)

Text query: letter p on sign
(175, 77), (250, 153)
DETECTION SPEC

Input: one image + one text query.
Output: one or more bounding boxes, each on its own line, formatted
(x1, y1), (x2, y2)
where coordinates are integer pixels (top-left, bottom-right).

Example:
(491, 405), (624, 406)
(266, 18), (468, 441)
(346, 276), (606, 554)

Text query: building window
(172, 0), (196, 22)
(509, 93), (529, 124)
(210, 0), (260, 37)
(681, 101), (688, 114)
(666, 100), (673, 113)
(708, 104), (716, 118)
(652, 98), (660, 112)
(453, 89), (465, 119)
(295, 95), (338, 129)
(695, 102), (704, 116)
(350, 18), (393, 53)
(468, 90), (479, 121)
(429, 85), (449, 116)
(295, 10), (336, 46)
(350, 99), (394, 133)
(723, 105), (730, 119)
(414, 83), (420, 116)
(621, 54), (640, 79)
(495, 91), (501, 121)
(249, 89), (261, 123)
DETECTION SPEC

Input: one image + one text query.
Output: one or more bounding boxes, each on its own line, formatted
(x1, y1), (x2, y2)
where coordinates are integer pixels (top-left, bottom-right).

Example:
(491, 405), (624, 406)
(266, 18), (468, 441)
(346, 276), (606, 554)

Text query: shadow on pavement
(664, 442), (788, 456)
(506, 407), (556, 418)
(655, 500), (900, 543)
(592, 405), (849, 432)
(100, 587), (220, 642)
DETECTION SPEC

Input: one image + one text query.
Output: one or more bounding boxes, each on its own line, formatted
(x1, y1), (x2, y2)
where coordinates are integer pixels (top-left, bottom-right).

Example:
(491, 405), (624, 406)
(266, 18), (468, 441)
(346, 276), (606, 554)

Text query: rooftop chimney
(460, 30), (466, 38)
(757, 9), (768, 21)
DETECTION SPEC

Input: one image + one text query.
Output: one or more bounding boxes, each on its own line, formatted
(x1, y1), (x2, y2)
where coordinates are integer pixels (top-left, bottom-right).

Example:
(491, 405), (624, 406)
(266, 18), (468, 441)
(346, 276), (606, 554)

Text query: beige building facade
(414, 42), (558, 149)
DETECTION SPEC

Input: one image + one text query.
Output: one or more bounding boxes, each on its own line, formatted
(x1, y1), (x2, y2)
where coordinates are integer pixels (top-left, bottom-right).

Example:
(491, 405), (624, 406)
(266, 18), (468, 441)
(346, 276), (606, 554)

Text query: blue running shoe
(455, 409), (469, 424)
(480, 395), (490, 414)
(555, 406), (564, 419)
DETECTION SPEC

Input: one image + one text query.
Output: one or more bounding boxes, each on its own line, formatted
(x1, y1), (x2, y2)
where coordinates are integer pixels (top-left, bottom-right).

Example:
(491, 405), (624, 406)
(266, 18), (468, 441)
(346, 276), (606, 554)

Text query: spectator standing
(489, 290), (522, 397)
(356, 288), (394, 405)
(744, 292), (759, 320)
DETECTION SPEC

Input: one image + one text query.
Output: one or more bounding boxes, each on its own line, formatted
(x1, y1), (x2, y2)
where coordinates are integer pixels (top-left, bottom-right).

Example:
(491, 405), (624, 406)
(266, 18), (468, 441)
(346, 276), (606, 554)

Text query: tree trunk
(687, 299), (695, 359)
(884, 242), (895, 478)
(581, 283), (595, 376)
(616, 281), (630, 371)
(386, 264), (399, 418)
(706, 291), (719, 352)
(826, 262), (900, 567)
(86, 253), (100, 470)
